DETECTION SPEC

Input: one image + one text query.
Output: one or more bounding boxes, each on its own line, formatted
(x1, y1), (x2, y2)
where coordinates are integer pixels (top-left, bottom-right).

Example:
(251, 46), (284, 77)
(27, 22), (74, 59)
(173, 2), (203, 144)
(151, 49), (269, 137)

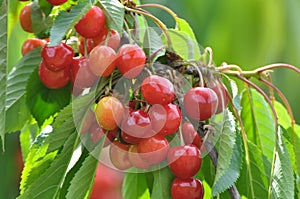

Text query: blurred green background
(2, 0), (300, 198)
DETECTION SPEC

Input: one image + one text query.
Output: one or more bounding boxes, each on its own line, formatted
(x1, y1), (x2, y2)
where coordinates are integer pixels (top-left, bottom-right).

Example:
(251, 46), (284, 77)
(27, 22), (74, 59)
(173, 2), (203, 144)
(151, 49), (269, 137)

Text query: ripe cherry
(89, 45), (117, 77)
(167, 144), (202, 179)
(149, 104), (181, 137)
(19, 3), (33, 33)
(141, 75), (174, 105)
(184, 87), (218, 121)
(21, 38), (47, 56)
(95, 96), (124, 131)
(46, 0), (67, 5)
(78, 37), (95, 55)
(41, 43), (74, 71)
(128, 145), (150, 169)
(171, 178), (204, 199)
(93, 28), (121, 50)
(117, 44), (146, 78)
(109, 141), (132, 170)
(89, 121), (117, 147)
(211, 81), (229, 114)
(137, 135), (169, 165)
(75, 6), (106, 38)
(182, 122), (202, 148)
(38, 61), (70, 89)
(70, 56), (97, 88)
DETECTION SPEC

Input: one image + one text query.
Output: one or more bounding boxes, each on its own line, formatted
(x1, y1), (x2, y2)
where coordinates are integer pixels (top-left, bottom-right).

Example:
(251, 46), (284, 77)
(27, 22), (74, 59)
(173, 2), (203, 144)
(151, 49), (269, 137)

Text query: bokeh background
(2, 0), (300, 198)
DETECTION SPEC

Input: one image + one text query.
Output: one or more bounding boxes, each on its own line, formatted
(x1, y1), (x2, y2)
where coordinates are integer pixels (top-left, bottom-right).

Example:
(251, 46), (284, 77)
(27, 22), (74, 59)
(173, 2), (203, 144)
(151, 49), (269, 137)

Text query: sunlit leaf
(274, 101), (292, 129)
(122, 172), (150, 199)
(19, 120), (39, 161)
(151, 167), (174, 199)
(176, 17), (197, 42)
(288, 124), (300, 176)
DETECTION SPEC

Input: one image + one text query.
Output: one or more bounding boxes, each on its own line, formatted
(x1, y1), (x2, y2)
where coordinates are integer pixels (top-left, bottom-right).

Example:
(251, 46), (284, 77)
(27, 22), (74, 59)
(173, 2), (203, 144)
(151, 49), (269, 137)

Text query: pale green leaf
(288, 124), (300, 175)
(274, 101), (292, 129)
(143, 27), (165, 61)
(98, 0), (125, 34)
(122, 173), (150, 199)
(19, 121), (39, 161)
(176, 17), (197, 41)
(151, 167), (174, 199)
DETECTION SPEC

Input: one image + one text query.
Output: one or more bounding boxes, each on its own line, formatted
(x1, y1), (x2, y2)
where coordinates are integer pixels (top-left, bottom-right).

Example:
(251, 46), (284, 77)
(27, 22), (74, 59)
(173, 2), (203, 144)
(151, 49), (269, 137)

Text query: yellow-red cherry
(22, 38), (47, 56)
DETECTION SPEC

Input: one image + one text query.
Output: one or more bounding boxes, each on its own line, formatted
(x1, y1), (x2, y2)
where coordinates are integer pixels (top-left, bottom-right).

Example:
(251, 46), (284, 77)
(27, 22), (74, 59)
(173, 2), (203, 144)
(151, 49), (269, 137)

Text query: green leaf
(49, 0), (92, 46)
(288, 124), (300, 175)
(98, 0), (125, 34)
(176, 17), (198, 42)
(212, 121), (243, 196)
(241, 88), (276, 161)
(0, 0), (7, 148)
(31, 2), (53, 38)
(122, 173), (150, 199)
(26, 68), (71, 126)
(38, 0), (53, 16)
(274, 101), (292, 130)
(19, 120), (39, 161)
(143, 27), (165, 61)
(151, 167), (174, 199)
(270, 127), (294, 199)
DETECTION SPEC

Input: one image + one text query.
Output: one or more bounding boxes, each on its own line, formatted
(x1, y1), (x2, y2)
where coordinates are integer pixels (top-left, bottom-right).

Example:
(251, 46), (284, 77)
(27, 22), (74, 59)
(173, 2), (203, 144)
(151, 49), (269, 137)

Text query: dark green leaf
(143, 27), (165, 62)
(98, 0), (125, 34)
(270, 127), (294, 199)
(151, 167), (174, 199)
(31, 2), (53, 38)
(241, 88), (275, 161)
(26, 68), (71, 126)
(0, 0), (7, 148)
(122, 173), (150, 199)
(49, 0), (92, 46)
(38, 0), (53, 16)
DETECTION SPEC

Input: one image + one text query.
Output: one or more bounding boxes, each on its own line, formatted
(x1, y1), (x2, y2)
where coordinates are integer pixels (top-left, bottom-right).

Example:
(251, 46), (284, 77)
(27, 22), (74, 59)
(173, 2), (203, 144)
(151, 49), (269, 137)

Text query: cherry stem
(137, 3), (178, 22)
(203, 47), (213, 67)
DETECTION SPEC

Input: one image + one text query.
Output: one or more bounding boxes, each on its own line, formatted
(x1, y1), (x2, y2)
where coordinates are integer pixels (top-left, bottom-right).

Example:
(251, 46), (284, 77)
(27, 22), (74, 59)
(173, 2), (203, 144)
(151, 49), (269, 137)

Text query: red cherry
(46, 0), (67, 5)
(89, 45), (117, 77)
(19, 3), (33, 33)
(78, 37), (95, 55)
(38, 61), (70, 89)
(21, 38), (47, 56)
(171, 178), (204, 199)
(128, 145), (150, 169)
(41, 43), (74, 71)
(117, 44), (146, 78)
(211, 81), (229, 114)
(109, 141), (132, 170)
(141, 75), (174, 105)
(167, 145), (202, 179)
(121, 109), (152, 144)
(75, 6), (106, 38)
(149, 104), (181, 137)
(184, 87), (218, 121)
(182, 122), (202, 148)
(137, 135), (169, 165)
(93, 28), (121, 50)
(70, 56), (97, 88)
(89, 121), (117, 147)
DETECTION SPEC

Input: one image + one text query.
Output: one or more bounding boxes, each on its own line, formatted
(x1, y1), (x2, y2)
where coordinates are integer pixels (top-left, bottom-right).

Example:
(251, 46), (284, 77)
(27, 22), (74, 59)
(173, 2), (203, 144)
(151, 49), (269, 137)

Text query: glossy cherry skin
(117, 44), (146, 78)
(128, 145), (150, 169)
(182, 122), (202, 148)
(109, 141), (132, 170)
(41, 43), (74, 71)
(70, 56), (97, 88)
(95, 96), (124, 131)
(75, 6), (106, 38)
(141, 75), (174, 105)
(89, 45), (117, 76)
(21, 38), (47, 56)
(19, 3), (33, 33)
(46, 0), (67, 5)
(211, 81), (229, 114)
(171, 178), (204, 199)
(38, 61), (70, 89)
(89, 120), (117, 147)
(93, 28), (121, 50)
(149, 104), (182, 137)
(137, 135), (169, 165)
(184, 87), (218, 121)
(167, 144), (202, 179)
(121, 109), (152, 143)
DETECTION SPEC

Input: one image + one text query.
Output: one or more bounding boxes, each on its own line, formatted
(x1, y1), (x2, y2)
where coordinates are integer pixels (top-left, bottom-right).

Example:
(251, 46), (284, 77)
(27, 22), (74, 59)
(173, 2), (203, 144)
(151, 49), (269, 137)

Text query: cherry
(93, 28), (121, 50)
(38, 61), (70, 89)
(120, 109), (152, 144)
(41, 43), (74, 71)
(70, 56), (97, 88)
(182, 122), (202, 148)
(211, 81), (229, 114)
(78, 36), (95, 55)
(75, 6), (106, 38)
(137, 135), (169, 165)
(117, 44), (146, 78)
(171, 178), (204, 199)
(109, 141), (132, 170)
(149, 104), (182, 137)
(95, 96), (124, 131)
(128, 145), (150, 169)
(46, 0), (67, 5)
(167, 144), (202, 179)
(141, 75), (174, 105)
(183, 87), (218, 121)
(19, 3), (33, 33)
(89, 45), (117, 77)
(21, 38), (47, 56)
(89, 121), (117, 147)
